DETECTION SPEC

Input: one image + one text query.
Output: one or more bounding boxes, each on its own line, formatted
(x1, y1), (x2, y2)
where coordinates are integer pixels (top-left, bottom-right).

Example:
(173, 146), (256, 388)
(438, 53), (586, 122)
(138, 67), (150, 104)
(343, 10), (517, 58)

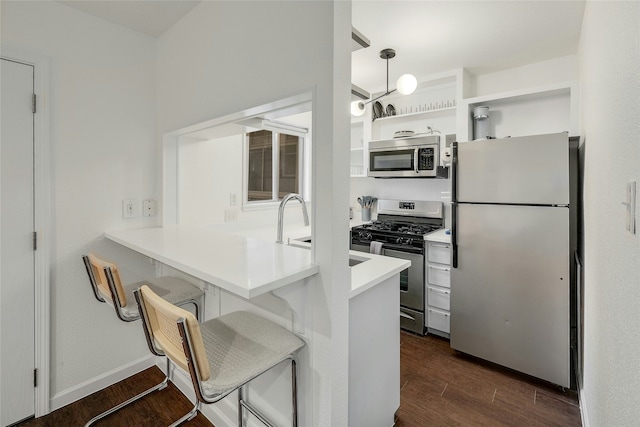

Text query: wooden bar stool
(82, 253), (204, 426)
(134, 284), (305, 426)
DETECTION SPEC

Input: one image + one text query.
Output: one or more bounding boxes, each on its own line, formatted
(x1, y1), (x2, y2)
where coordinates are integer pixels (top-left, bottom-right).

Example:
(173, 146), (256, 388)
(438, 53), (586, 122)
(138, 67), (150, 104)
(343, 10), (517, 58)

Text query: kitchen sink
(349, 258), (365, 267)
(289, 237), (368, 268)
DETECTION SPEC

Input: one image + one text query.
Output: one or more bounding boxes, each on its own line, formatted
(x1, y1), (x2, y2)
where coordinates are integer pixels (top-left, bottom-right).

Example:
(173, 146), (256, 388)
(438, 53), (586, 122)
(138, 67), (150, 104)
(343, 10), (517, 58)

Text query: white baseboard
(50, 355), (155, 411)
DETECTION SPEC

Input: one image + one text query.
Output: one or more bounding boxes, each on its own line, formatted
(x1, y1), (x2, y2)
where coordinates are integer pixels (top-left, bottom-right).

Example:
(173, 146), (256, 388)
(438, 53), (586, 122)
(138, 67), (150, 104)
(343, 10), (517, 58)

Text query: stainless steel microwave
(368, 135), (440, 178)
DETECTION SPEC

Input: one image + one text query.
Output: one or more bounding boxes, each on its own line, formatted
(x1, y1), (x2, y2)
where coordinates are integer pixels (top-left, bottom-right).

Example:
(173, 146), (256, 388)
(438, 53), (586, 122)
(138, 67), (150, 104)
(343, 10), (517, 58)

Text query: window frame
(242, 120), (308, 210)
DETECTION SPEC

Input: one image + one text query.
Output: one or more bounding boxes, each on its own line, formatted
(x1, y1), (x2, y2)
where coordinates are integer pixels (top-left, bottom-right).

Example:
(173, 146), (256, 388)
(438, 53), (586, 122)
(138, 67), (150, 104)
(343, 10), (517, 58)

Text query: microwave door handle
(415, 148), (420, 174)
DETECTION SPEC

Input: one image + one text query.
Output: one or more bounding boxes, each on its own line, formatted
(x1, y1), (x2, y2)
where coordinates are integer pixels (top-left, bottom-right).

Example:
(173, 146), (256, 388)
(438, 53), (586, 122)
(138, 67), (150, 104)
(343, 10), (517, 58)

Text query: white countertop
(106, 220), (408, 301)
(105, 225), (319, 299)
(425, 228), (451, 244)
(348, 251), (409, 298)
(286, 238), (410, 299)
(206, 219), (407, 299)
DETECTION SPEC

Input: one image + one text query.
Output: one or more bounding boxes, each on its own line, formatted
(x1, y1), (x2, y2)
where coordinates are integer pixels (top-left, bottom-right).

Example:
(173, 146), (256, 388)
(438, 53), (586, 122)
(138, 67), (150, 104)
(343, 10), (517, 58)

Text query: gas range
(350, 199), (444, 335)
(351, 200), (444, 253)
(352, 222), (441, 252)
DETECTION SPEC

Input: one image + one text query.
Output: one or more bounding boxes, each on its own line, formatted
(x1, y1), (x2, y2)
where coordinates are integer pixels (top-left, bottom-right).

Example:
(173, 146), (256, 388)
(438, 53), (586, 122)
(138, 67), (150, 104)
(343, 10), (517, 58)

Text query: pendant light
(351, 48), (417, 117)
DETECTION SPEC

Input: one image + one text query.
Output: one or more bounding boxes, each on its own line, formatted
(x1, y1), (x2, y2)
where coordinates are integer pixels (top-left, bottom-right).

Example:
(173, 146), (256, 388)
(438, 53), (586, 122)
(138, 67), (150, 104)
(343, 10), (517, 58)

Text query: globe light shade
(396, 74), (417, 95)
(351, 100), (366, 117)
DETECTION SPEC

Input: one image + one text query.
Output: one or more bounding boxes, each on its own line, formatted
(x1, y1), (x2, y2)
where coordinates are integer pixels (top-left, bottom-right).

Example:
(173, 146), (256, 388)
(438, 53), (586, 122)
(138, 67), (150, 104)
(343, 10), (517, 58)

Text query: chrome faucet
(277, 193), (309, 244)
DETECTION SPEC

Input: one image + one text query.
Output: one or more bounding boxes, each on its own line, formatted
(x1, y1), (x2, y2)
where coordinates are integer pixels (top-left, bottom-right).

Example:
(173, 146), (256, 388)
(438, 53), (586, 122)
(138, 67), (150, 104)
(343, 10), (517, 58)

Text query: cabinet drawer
(427, 286), (450, 311)
(427, 308), (450, 333)
(427, 264), (450, 288)
(428, 243), (451, 265)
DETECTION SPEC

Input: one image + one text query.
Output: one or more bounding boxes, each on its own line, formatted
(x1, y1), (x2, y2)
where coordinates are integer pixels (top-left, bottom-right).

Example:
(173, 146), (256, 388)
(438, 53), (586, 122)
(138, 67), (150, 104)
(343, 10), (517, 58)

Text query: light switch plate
(626, 181), (636, 234)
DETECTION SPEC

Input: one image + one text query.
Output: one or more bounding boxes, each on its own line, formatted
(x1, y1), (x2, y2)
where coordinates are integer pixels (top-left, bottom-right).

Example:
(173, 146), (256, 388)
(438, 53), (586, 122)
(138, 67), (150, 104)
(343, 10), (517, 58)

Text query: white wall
(156, 1), (351, 425)
(350, 177), (451, 223)
(1, 0), (160, 401)
(178, 135), (243, 225)
(472, 55), (578, 97)
(177, 111), (313, 229)
(578, 2), (640, 425)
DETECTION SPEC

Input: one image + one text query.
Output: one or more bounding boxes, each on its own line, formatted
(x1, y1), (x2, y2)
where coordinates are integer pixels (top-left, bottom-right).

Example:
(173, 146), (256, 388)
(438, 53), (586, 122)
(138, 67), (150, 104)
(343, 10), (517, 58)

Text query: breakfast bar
(105, 223), (409, 426)
(105, 225), (319, 299)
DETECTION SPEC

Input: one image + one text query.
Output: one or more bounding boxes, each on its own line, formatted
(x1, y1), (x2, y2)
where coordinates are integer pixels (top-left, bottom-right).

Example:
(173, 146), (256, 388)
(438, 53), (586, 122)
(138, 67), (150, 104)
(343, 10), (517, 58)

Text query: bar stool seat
(135, 285), (305, 427)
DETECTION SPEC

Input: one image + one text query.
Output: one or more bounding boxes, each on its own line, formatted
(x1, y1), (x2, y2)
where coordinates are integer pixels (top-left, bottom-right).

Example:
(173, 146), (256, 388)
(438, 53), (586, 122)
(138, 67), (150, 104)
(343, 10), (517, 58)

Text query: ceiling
(58, 0), (200, 38)
(352, 1), (586, 93)
(58, 0), (586, 94)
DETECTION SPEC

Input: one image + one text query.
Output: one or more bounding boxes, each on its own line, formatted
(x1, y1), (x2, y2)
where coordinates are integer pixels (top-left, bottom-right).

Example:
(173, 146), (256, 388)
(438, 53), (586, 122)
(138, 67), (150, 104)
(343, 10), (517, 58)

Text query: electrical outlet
(230, 192), (237, 206)
(224, 209), (238, 222)
(122, 199), (138, 218)
(143, 199), (156, 217)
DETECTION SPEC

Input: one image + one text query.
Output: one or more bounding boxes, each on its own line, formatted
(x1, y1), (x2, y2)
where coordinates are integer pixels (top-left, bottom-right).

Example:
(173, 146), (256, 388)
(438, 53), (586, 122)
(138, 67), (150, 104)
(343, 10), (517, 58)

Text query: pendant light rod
(381, 48), (395, 95)
(351, 48), (417, 117)
(359, 48), (398, 107)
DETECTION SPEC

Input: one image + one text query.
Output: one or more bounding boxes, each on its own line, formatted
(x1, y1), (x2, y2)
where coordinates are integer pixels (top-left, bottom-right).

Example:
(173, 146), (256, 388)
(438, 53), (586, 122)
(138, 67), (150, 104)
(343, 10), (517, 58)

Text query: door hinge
(33, 231), (37, 251)
(34, 368), (37, 387)
(32, 94), (37, 114)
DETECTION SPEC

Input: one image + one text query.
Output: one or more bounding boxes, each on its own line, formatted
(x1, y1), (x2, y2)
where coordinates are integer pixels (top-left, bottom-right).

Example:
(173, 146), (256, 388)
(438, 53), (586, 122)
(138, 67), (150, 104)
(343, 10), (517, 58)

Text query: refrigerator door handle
(451, 141), (458, 268)
(451, 141), (458, 203)
(452, 203), (458, 268)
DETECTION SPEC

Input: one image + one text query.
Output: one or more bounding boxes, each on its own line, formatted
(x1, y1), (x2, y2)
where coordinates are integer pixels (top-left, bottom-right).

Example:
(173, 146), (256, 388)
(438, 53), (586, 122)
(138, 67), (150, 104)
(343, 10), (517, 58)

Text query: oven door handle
(400, 311), (415, 320)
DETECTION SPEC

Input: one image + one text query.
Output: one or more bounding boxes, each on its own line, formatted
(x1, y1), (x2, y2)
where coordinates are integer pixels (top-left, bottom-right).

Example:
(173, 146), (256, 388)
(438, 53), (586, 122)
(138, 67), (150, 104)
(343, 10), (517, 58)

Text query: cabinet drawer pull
(428, 265), (450, 272)
(429, 287), (450, 295)
(428, 309), (449, 316)
(429, 243), (449, 248)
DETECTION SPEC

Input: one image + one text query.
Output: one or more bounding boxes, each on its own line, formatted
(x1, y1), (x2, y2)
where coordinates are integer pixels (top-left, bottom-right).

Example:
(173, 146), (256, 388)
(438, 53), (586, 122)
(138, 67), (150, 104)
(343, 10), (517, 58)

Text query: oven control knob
(395, 237), (403, 244)
(405, 238), (413, 245)
(366, 232), (372, 240)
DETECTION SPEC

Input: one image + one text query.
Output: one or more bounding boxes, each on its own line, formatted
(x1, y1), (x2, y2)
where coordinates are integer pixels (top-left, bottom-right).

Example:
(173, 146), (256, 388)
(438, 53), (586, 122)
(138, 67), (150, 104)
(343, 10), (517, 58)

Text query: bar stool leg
(84, 357), (171, 426)
(292, 358), (298, 427)
(238, 386), (244, 427)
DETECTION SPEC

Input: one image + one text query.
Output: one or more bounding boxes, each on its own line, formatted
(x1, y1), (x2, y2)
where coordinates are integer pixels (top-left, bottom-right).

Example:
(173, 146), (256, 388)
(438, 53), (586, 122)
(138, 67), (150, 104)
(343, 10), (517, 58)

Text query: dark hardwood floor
(16, 367), (213, 427)
(18, 332), (581, 426)
(396, 331), (581, 426)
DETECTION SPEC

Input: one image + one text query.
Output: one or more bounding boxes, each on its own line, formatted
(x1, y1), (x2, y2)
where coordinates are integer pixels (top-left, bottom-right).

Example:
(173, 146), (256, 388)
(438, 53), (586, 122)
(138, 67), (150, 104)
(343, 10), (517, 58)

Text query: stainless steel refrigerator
(450, 132), (577, 388)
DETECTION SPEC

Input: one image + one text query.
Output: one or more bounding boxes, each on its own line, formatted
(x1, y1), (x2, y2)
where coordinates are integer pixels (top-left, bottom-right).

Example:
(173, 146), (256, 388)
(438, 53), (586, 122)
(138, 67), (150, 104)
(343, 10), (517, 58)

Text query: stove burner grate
(360, 221), (440, 236)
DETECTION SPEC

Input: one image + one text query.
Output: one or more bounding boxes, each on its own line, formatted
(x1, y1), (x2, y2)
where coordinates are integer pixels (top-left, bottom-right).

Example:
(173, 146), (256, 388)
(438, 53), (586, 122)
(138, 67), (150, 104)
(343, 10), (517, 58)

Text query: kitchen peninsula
(104, 223), (409, 426)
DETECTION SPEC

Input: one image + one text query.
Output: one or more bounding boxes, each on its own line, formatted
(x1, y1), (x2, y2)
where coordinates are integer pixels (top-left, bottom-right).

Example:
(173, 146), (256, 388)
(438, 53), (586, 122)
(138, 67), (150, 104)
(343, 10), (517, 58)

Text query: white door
(1, 58), (36, 426)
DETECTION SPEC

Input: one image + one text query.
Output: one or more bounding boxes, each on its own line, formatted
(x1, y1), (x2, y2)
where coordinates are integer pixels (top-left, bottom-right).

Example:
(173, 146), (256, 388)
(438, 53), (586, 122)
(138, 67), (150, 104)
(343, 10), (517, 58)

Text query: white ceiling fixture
(57, 0), (201, 38)
(351, 48), (417, 116)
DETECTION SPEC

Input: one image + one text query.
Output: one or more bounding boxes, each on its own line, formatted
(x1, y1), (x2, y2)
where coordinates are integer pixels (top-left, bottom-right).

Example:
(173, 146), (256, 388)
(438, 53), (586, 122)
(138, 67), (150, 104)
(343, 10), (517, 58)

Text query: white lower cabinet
(427, 308), (450, 334)
(427, 286), (450, 311)
(427, 264), (451, 288)
(426, 241), (451, 337)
